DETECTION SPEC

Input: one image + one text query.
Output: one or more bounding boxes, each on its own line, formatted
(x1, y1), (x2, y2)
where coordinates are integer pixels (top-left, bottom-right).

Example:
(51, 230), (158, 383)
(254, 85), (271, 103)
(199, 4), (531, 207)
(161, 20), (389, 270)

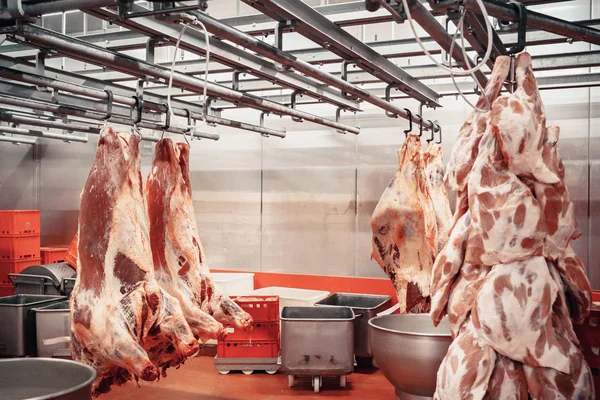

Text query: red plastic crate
(0, 283), (14, 297)
(233, 296), (279, 322)
(0, 210), (40, 235)
(65, 233), (78, 269)
(0, 234), (40, 260)
(41, 247), (69, 264)
(224, 321), (279, 342)
(0, 258), (41, 284)
(217, 340), (279, 359)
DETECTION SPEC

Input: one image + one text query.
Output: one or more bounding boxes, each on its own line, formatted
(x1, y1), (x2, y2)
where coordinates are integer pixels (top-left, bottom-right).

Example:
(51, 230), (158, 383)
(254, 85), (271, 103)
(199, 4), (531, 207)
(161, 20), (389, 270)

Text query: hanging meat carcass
(423, 142), (453, 252)
(432, 53), (594, 399)
(70, 128), (198, 396)
(146, 138), (253, 339)
(371, 134), (437, 313)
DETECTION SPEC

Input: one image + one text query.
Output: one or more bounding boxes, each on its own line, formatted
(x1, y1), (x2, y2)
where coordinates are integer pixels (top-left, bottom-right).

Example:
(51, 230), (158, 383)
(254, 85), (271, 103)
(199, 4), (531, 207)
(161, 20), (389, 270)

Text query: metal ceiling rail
(0, 135), (37, 145)
(431, 0), (600, 45)
(7, 24), (359, 134)
(0, 111), (101, 134)
(0, 92), (217, 140)
(0, 125), (88, 142)
(0, 63), (286, 138)
(186, 10), (438, 131)
(241, 0), (441, 107)
(86, 5), (360, 112)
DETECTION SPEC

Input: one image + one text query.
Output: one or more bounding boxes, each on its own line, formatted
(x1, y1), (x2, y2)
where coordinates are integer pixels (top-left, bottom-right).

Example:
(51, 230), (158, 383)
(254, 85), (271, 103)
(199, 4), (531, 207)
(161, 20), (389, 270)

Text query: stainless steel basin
(368, 314), (451, 400)
(0, 358), (95, 399)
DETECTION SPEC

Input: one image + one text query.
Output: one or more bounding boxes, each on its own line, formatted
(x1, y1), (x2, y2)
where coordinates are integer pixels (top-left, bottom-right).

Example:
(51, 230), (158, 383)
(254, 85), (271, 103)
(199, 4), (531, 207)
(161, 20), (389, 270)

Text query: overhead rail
(0, 135), (37, 145)
(0, 125), (88, 142)
(0, 111), (101, 134)
(241, 0), (441, 108)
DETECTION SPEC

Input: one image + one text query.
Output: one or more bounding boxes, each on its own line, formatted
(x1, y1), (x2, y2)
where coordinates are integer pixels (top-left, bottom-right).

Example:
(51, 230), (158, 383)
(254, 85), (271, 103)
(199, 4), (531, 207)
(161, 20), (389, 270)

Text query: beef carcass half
(371, 134), (437, 313)
(146, 138), (252, 338)
(424, 142), (453, 252)
(71, 128), (198, 396)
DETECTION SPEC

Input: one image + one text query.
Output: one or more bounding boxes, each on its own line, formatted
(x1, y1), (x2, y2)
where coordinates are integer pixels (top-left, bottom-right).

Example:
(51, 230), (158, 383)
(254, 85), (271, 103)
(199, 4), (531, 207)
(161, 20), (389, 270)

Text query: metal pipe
(188, 10), (438, 131)
(405, 0), (488, 88)
(0, 135), (36, 145)
(0, 64), (284, 137)
(0, 110), (101, 134)
(11, 25), (359, 134)
(0, 94), (219, 140)
(0, 125), (88, 143)
(16, 0), (115, 17)
(436, 0), (600, 45)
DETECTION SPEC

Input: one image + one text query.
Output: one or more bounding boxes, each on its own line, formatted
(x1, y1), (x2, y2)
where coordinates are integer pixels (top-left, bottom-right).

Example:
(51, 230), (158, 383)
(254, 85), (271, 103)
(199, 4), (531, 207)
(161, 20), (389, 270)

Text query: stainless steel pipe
(0, 125), (88, 142)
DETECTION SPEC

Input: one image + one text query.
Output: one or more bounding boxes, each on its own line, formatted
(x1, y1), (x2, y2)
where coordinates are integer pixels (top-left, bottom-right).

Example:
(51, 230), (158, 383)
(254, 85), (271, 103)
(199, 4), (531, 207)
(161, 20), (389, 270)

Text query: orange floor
(103, 355), (396, 400)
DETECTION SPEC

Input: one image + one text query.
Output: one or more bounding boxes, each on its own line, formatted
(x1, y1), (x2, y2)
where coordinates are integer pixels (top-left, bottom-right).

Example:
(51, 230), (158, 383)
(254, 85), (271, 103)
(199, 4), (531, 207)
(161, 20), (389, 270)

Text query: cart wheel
(242, 370), (253, 375)
(340, 375), (347, 388)
(218, 370), (230, 375)
(288, 375), (294, 387)
(313, 376), (320, 393)
(266, 370), (277, 375)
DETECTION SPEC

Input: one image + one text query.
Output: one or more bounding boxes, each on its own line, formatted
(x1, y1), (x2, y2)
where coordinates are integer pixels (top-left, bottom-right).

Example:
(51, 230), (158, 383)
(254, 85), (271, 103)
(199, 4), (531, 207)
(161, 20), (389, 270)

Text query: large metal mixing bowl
(0, 358), (96, 400)
(369, 314), (451, 400)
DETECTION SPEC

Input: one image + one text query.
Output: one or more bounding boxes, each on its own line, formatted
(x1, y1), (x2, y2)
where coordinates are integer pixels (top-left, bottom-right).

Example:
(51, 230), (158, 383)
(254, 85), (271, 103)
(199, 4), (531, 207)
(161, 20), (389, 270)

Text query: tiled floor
(103, 356), (396, 400)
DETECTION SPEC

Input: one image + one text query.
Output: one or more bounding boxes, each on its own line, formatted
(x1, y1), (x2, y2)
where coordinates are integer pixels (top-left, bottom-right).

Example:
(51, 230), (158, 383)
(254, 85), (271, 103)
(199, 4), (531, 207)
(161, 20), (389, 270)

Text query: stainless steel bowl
(0, 358), (96, 400)
(369, 314), (451, 400)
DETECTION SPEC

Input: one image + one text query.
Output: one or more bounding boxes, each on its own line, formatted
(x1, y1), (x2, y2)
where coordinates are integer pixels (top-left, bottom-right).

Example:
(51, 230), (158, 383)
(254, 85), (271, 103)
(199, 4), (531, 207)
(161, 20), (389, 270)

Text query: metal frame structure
(0, 0), (597, 145)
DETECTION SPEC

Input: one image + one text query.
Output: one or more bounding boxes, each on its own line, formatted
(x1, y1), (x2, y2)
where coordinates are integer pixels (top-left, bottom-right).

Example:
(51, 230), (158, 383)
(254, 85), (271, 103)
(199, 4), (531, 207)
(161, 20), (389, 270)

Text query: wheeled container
(280, 306), (355, 393)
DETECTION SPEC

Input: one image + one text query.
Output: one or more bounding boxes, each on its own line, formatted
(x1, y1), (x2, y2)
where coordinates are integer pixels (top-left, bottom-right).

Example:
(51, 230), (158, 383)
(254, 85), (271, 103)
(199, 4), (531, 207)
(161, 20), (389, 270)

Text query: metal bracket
(275, 20), (295, 50)
(505, 1), (527, 55)
(290, 90), (304, 123)
(205, 96), (217, 126)
(426, 120), (435, 142)
(132, 95), (143, 125)
(162, 103), (171, 131)
(35, 50), (50, 92)
(117, 0), (132, 20)
(146, 37), (167, 64)
(232, 70), (245, 91)
(341, 60), (359, 100)
(259, 112), (270, 137)
(103, 89), (114, 121)
(335, 108), (346, 135)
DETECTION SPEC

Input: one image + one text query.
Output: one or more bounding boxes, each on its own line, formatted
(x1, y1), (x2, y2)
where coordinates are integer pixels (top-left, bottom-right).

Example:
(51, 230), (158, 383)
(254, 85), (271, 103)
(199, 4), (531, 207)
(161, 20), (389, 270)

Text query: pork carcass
(483, 355), (528, 400)
(71, 128), (198, 396)
(491, 53), (559, 185)
(146, 138), (252, 337)
(466, 131), (546, 266)
(445, 56), (511, 192)
(424, 142), (453, 252)
(554, 246), (593, 324)
(371, 134), (437, 313)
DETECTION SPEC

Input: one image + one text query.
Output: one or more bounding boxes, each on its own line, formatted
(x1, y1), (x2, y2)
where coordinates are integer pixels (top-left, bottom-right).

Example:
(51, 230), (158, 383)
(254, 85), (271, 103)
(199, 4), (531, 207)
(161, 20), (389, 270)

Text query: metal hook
(403, 108), (412, 137)
(435, 123), (442, 144)
(131, 95), (143, 138)
(426, 120), (435, 142)
(204, 96), (217, 126)
(335, 107), (346, 135)
(260, 111), (270, 137)
(506, 1), (527, 55)
(385, 84), (398, 119)
(290, 90), (303, 123)
(158, 103), (171, 140)
(103, 89), (113, 121)
(415, 114), (423, 137)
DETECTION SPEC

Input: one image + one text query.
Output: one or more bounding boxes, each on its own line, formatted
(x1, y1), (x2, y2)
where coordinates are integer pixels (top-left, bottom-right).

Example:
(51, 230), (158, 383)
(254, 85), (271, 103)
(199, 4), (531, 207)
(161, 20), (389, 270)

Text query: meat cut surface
(71, 128), (198, 396)
(424, 142), (453, 252)
(146, 139), (252, 337)
(371, 135), (437, 313)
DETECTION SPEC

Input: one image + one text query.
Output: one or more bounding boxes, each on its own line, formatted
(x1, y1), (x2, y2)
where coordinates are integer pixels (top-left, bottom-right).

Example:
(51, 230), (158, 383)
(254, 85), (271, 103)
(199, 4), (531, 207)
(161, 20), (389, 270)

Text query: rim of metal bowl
(368, 313), (452, 337)
(0, 358), (96, 400)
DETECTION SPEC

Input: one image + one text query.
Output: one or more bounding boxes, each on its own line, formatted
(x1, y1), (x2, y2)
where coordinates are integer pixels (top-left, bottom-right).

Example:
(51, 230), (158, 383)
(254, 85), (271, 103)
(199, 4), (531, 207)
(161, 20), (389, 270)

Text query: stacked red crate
(41, 246), (69, 264)
(0, 210), (41, 286)
(217, 296), (280, 359)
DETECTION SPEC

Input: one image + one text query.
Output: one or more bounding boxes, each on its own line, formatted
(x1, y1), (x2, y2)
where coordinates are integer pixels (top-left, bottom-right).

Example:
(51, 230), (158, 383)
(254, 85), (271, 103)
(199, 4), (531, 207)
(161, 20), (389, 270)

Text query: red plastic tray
(217, 340), (279, 359)
(0, 235), (40, 260)
(224, 321), (279, 342)
(0, 258), (41, 284)
(233, 296), (279, 322)
(41, 247), (68, 264)
(0, 283), (14, 297)
(0, 210), (40, 235)
(65, 233), (78, 269)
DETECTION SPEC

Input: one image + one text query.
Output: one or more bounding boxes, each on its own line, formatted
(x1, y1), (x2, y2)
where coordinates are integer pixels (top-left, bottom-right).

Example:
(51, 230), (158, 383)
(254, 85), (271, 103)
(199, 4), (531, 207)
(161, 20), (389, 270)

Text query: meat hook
(403, 108), (412, 137)
(435, 123), (442, 144)
(426, 120), (435, 143)
(131, 94), (143, 139)
(160, 103), (171, 140)
(103, 89), (113, 121)
(414, 114), (423, 137)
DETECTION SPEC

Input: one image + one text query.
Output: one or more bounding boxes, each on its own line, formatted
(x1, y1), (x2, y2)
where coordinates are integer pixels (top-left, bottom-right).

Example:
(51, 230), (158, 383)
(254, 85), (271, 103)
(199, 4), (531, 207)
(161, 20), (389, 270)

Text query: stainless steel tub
(315, 292), (392, 357)
(0, 358), (95, 400)
(369, 314), (451, 400)
(281, 306), (355, 376)
(0, 295), (66, 356)
(35, 300), (71, 358)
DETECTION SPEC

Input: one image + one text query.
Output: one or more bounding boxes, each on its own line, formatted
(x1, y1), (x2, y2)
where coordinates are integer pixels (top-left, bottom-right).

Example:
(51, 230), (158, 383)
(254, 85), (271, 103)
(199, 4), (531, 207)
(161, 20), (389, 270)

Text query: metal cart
(280, 306), (355, 393)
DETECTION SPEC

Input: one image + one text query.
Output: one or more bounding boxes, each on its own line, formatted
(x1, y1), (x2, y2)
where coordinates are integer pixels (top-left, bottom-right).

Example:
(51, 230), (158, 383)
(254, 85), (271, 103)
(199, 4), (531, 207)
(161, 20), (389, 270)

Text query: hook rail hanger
(435, 123), (442, 144)
(403, 108), (412, 137)
(426, 120), (435, 142)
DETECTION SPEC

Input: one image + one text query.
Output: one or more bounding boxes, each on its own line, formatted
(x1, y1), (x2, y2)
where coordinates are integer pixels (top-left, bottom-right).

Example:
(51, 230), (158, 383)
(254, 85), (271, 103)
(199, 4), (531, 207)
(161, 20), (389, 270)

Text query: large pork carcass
(432, 53), (594, 399)
(70, 128), (198, 396)
(423, 142), (453, 252)
(371, 134), (437, 313)
(146, 138), (252, 339)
